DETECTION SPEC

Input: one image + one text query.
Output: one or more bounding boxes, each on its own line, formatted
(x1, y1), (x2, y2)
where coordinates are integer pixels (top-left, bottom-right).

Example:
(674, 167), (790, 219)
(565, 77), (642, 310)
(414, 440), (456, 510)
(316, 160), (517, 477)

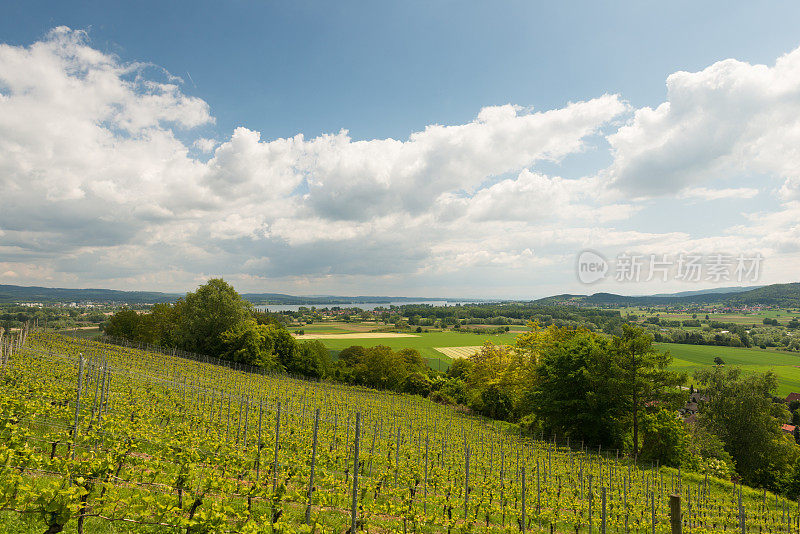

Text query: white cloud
(606, 48), (800, 198)
(1, 27), (798, 296)
(679, 187), (759, 200)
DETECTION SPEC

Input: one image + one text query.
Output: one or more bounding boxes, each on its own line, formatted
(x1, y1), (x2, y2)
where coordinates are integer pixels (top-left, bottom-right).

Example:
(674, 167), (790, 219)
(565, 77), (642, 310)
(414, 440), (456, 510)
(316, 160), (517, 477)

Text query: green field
(660, 342), (800, 395)
(311, 330), (518, 370)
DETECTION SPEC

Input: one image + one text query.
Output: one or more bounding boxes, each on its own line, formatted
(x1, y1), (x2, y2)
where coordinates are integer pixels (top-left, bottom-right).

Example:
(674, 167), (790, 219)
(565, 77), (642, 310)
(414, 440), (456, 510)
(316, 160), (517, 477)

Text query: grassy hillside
(662, 342), (800, 395)
(0, 331), (793, 533)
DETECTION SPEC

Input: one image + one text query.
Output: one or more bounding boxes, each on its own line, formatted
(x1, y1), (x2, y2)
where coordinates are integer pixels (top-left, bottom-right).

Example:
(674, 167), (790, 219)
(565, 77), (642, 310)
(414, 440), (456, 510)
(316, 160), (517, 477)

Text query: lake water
(255, 300), (483, 312)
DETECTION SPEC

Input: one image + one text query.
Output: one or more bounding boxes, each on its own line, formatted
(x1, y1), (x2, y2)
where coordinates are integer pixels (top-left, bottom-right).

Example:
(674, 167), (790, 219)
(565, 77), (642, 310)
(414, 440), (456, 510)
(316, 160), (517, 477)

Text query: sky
(1, 1), (800, 298)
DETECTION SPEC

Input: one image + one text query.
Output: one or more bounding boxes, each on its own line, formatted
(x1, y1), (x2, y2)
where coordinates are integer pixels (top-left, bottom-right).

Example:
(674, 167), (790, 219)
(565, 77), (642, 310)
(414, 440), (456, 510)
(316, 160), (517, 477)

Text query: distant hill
(242, 293), (447, 305)
(0, 284), (180, 304)
(535, 283), (800, 308)
(0, 284), (447, 306)
(650, 285), (762, 298)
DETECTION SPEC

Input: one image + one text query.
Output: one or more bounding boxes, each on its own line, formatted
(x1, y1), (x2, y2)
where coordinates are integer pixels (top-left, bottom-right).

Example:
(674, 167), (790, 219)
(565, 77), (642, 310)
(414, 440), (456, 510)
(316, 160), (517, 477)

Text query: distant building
(785, 393), (800, 404)
(782, 424), (796, 434)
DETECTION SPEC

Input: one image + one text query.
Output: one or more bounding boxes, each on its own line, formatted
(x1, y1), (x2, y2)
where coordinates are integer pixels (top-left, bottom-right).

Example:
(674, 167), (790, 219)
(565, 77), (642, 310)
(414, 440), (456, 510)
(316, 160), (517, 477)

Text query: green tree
(179, 279), (252, 356)
(290, 341), (331, 378)
(523, 328), (625, 447)
(338, 345), (367, 367)
(104, 309), (141, 339)
(354, 345), (408, 390)
(694, 366), (799, 489)
(639, 408), (689, 467)
(220, 320), (277, 368)
(610, 325), (685, 455)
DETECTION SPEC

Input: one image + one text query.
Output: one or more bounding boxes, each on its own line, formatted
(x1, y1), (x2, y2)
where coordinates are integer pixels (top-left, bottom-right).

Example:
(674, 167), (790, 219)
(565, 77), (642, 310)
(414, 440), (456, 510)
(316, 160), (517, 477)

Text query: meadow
(1, 329), (798, 533)
(660, 343), (800, 396)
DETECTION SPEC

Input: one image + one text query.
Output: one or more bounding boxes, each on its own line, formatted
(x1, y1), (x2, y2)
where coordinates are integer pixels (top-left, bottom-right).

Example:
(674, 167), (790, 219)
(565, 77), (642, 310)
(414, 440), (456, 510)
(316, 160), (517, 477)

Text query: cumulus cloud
(606, 48), (800, 198)
(1, 27), (797, 295)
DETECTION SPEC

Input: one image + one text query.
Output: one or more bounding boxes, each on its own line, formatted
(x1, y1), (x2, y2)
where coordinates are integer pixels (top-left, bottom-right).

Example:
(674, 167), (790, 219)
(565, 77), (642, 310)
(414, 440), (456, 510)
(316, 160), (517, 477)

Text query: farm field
(314, 330), (519, 370)
(1, 329), (796, 533)
(661, 343), (800, 395)
(434, 346), (485, 359)
(295, 332), (419, 340)
(618, 307), (800, 326)
(289, 322), (384, 334)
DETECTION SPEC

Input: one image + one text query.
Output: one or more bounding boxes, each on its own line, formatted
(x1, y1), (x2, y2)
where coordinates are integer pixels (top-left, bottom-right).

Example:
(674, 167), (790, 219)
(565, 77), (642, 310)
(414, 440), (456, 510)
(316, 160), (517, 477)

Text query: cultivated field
(294, 332), (420, 340)
(316, 330), (519, 369)
(434, 346), (484, 359)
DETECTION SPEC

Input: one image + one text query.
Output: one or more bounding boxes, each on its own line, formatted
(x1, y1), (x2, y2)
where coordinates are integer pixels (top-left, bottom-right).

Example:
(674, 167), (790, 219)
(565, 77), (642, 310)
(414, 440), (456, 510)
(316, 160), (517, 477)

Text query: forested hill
(0, 284), (446, 306)
(0, 284), (181, 304)
(536, 282), (800, 307)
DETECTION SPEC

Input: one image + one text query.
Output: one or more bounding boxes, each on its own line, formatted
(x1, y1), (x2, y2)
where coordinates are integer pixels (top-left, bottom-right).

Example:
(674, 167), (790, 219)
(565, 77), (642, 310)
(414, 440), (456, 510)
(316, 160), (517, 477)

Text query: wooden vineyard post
(424, 431), (429, 515)
(670, 494), (682, 534)
(651, 492), (656, 534)
(255, 401), (263, 479)
(536, 459), (541, 530)
(589, 474), (593, 534)
(520, 467), (526, 533)
(306, 408), (320, 526)
(273, 401), (281, 495)
(72, 355), (85, 459)
(350, 412), (361, 534)
(464, 445), (470, 521)
(602, 487), (607, 534)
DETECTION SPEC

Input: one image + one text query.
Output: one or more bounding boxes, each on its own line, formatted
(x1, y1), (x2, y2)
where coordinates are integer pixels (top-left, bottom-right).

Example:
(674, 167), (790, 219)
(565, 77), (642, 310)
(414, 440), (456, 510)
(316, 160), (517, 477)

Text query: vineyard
(1, 328), (799, 533)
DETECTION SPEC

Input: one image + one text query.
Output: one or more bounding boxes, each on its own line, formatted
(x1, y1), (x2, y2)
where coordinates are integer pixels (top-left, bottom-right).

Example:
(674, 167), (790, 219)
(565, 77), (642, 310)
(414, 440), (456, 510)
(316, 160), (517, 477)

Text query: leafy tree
(398, 348), (425, 371)
(338, 345), (367, 367)
(354, 345), (408, 390)
(474, 384), (514, 421)
(290, 341), (331, 378)
(179, 279), (252, 356)
(694, 366), (799, 490)
(269, 325), (298, 371)
(640, 408), (690, 467)
(104, 309), (141, 339)
(402, 371), (432, 396)
(523, 328), (625, 447)
(447, 358), (473, 380)
(220, 320), (277, 369)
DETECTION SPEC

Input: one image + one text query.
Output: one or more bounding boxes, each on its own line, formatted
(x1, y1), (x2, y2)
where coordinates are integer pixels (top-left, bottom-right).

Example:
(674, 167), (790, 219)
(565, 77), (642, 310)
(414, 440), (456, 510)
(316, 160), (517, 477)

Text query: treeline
(388, 303), (626, 333)
(647, 323), (800, 351)
(104, 279), (332, 377)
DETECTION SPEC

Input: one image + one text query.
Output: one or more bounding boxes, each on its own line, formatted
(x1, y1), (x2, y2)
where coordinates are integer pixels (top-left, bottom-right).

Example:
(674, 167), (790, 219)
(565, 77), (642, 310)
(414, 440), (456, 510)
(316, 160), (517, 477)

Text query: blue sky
(1, 2), (800, 297)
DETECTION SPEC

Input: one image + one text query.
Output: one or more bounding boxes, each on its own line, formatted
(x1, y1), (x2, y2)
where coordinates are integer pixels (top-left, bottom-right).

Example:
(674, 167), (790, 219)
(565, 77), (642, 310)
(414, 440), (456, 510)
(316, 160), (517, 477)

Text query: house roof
(786, 393), (800, 403)
(782, 424), (796, 433)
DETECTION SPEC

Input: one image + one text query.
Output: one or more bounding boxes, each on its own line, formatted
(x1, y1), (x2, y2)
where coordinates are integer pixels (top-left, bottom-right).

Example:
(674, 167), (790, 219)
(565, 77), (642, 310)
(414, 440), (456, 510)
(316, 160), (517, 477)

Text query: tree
(398, 348), (425, 371)
(639, 408), (689, 467)
(523, 328), (626, 447)
(338, 345), (367, 367)
(695, 366), (799, 489)
(179, 279), (252, 356)
(610, 325), (685, 455)
(402, 371), (432, 396)
(290, 341), (331, 378)
(354, 345), (407, 390)
(220, 320), (277, 369)
(714, 356), (725, 366)
(104, 309), (141, 339)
